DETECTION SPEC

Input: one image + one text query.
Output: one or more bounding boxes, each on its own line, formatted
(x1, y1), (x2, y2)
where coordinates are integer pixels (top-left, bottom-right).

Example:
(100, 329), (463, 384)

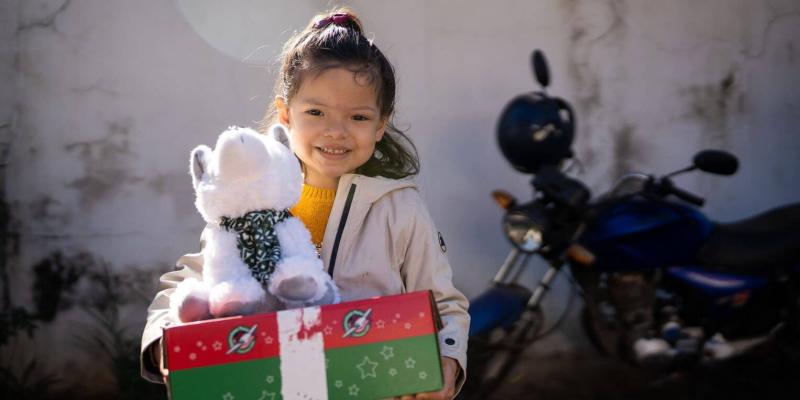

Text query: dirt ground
(484, 343), (800, 400)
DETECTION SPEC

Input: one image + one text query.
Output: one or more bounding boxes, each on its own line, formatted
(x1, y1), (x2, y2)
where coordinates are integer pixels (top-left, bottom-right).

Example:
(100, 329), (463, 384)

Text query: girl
(140, 8), (469, 399)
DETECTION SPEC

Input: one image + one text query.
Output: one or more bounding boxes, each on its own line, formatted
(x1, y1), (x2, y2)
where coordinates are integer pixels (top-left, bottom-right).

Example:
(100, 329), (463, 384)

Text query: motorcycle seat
(697, 203), (800, 273)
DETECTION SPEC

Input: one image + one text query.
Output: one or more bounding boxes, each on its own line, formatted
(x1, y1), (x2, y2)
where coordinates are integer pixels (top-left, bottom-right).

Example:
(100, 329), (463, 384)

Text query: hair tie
(313, 13), (352, 29)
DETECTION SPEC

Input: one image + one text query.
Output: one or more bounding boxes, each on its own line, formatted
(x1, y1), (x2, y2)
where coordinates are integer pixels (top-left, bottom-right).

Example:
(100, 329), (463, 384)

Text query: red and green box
(163, 291), (443, 399)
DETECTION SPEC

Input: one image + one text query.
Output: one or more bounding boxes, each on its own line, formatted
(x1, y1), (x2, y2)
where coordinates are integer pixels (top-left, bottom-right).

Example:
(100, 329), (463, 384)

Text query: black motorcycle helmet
(497, 50), (576, 174)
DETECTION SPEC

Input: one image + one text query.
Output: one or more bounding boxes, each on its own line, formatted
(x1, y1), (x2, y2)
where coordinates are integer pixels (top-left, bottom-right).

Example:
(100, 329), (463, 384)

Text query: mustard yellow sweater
(290, 184), (336, 247)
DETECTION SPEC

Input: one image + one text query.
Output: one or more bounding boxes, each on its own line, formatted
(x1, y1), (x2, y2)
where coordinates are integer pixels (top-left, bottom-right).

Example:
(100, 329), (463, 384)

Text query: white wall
(3, 0), (800, 384)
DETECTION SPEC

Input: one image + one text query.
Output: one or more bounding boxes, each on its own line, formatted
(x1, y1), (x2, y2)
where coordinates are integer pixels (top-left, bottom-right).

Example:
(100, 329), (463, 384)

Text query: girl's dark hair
(261, 8), (419, 179)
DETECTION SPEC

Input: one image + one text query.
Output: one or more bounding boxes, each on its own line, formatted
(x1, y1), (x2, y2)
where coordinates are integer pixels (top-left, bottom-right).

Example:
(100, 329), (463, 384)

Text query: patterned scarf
(219, 209), (290, 285)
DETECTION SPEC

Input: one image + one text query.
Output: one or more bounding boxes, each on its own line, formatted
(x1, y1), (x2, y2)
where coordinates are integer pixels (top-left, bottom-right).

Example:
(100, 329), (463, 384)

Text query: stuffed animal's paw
(269, 257), (341, 309)
(213, 300), (264, 318)
(171, 277), (212, 323)
(303, 280), (340, 307)
(177, 295), (212, 323)
(208, 279), (267, 317)
(273, 275), (319, 302)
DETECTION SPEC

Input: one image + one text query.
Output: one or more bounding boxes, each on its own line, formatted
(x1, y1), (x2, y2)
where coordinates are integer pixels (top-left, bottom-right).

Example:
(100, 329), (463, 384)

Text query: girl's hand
(155, 338), (169, 382)
(394, 356), (459, 400)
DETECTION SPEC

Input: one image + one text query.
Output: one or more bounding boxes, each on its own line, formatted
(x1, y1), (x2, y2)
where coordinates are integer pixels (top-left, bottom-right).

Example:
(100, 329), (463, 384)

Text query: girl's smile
(316, 145), (350, 158)
(276, 67), (386, 189)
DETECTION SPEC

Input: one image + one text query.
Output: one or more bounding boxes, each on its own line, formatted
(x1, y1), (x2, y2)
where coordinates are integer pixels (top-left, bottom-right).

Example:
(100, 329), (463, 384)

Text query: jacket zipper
(328, 183), (356, 277)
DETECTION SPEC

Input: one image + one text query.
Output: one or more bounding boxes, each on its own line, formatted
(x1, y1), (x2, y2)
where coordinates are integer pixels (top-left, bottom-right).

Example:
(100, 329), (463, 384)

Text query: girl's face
(276, 67), (386, 189)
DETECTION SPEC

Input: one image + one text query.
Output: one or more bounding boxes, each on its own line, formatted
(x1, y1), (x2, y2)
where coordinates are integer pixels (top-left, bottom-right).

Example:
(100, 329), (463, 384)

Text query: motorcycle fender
(468, 284), (532, 337)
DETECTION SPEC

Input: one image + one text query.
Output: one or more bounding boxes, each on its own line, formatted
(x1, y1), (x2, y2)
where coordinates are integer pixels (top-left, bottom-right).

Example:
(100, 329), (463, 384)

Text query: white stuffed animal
(170, 125), (340, 323)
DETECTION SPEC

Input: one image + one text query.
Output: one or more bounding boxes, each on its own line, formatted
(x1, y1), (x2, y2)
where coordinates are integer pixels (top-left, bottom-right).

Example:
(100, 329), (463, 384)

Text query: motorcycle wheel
(581, 305), (624, 357)
(457, 334), (494, 399)
(457, 308), (543, 400)
(574, 269), (623, 357)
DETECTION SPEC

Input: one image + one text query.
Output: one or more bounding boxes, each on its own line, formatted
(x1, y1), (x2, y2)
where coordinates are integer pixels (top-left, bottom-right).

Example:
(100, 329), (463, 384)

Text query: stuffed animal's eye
(306, 109), (323, 116)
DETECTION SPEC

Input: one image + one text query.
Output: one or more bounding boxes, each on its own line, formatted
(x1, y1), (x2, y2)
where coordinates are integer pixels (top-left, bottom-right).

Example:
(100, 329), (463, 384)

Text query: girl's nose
(324, 119), (347, 138)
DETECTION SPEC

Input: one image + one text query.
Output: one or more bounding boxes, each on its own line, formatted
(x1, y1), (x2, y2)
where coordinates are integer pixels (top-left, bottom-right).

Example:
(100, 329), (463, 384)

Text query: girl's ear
(275, 96), (290, 126)
(190, 145), (212, 190)
(375, 117), (388, 142)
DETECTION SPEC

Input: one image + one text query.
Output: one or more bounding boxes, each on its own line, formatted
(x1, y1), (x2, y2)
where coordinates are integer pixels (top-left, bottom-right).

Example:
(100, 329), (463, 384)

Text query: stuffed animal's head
(190, 125), (302, 222)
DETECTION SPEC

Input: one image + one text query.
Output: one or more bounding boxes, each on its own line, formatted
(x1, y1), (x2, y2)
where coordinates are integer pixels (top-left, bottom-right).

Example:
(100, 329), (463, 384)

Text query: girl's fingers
(415, 393), (447, 400)
(156, 339), (170, 379)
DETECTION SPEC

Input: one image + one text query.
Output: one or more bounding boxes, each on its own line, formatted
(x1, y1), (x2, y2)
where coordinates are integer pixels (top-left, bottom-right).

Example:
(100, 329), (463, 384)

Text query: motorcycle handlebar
(654, 177), (705, 207)
(669, 185), (705, 207)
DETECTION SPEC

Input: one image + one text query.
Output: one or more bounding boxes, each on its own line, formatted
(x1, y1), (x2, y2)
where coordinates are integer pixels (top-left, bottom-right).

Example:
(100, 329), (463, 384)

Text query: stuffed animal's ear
(190, 145), (211, 189)
(269, 124), (291, 148)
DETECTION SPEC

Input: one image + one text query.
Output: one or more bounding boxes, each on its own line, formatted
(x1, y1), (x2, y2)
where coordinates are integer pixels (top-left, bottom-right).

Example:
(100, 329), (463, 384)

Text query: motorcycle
(460, 50), (800, 399)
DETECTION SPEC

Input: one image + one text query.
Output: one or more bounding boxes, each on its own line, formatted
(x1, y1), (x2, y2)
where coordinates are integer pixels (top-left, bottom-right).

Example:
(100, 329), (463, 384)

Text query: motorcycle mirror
(531, 50), (550, 89)
(693, 150), (739, 176)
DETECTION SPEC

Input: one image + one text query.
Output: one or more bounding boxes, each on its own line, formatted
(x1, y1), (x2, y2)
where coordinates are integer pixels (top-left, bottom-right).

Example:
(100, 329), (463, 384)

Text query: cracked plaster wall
(2, 0), (799, 373)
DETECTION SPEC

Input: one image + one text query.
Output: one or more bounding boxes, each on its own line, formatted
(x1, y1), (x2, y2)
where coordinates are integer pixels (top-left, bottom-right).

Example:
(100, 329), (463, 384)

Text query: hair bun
(312, 10), (364, 34)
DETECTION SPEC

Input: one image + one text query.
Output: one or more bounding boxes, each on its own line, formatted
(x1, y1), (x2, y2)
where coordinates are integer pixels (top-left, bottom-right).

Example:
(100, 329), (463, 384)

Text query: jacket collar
(335, 173), (417, 203)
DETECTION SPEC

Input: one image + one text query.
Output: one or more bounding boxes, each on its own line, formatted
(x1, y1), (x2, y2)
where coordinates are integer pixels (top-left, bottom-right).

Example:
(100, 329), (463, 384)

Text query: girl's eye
(305, 109), (323, 116)
(352, 115), (370, 121)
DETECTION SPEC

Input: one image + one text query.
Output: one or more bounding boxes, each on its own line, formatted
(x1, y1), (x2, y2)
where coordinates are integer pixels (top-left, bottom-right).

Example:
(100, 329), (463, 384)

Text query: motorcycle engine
(584, 271), (709, 368)
(581, 271), (658, 357)
(605, 272), (657, 335)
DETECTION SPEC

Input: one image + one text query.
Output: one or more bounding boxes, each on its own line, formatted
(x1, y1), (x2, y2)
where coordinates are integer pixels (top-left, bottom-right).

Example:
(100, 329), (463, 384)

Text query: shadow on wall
(0, 250), (168, 400)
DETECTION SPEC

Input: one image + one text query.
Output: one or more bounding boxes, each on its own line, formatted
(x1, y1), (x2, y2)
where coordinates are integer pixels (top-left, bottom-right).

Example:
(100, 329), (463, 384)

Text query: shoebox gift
(163, 290), (443, 399)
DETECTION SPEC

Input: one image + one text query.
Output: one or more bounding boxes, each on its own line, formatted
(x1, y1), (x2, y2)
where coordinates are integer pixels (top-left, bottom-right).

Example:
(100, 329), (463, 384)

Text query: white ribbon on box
(277, 306), (328, 400)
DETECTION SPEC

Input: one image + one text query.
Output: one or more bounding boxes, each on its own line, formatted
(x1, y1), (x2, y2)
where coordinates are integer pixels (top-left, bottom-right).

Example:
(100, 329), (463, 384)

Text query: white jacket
(140, 173), (470, 391)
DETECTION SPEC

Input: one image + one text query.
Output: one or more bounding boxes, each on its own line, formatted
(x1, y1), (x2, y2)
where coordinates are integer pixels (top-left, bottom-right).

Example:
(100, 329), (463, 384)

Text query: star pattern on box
(388, 368), (398, 376)
(213, 341), (223, 351)
(196, 340), (204, 348)
(404, 322), (412, 330)
(189, 353), (197, 361)
(323, 325), (333, 335)
(405, 357), (416, 369)
(222, 392), (234, 400)
(265, 375), (274, 384)
(257, 390), (276, 400)
(334, 380), (343, 388)
(376, 319), (385, 329)
(264, 336), (273, 345)
(380, 346), (395, 360)
(395, 313), (401, 319)
(173, 345), (181, 353)
(419, 371), (428, 380)
(419, 312), (425, 318)
(348, 384), (360, 396)
(356, 356), (378, 379)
